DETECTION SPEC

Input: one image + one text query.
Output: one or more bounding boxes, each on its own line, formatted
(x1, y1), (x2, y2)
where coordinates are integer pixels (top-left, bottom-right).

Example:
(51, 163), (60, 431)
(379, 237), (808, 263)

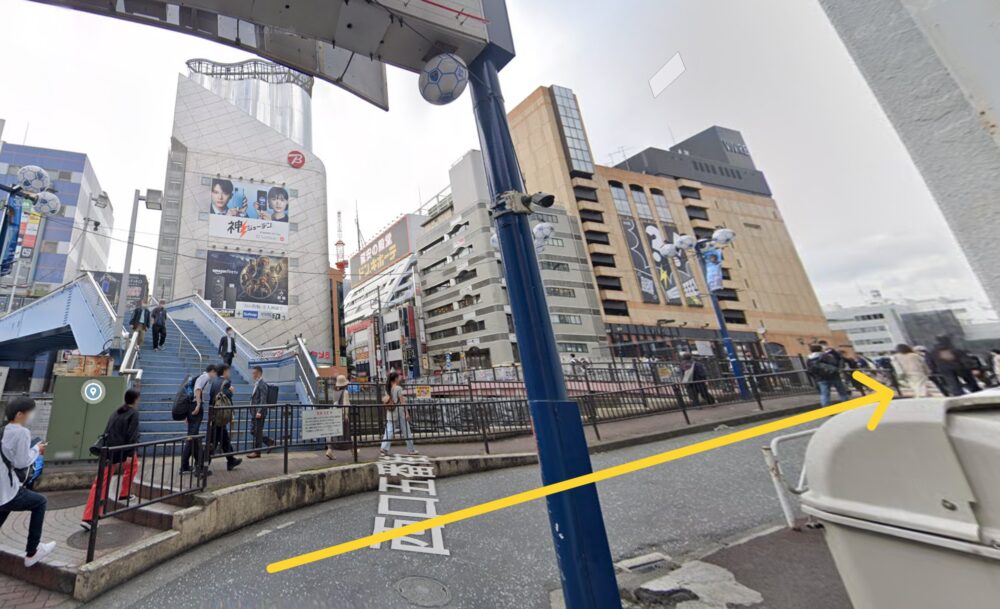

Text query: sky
(0, 0), (987, 308)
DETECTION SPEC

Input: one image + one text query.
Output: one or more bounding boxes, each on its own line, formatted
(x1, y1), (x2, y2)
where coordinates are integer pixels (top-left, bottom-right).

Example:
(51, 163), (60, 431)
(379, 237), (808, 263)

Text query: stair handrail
(294, 335), (318, 401)
(81, 272), (122, 342)
(150, 296), (203, 369)
(119, 329), (143, 387)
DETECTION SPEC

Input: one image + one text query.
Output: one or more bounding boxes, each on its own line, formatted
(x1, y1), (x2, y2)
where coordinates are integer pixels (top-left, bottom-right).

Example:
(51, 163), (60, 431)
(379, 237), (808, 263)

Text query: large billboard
(618, 215), (659, 304)
(207, 178), (291, 244)
(204, 251), (289, 320)
(643, 223), (682, 305)
(91, 271), (149, 310)
(349, 216), (416, 287)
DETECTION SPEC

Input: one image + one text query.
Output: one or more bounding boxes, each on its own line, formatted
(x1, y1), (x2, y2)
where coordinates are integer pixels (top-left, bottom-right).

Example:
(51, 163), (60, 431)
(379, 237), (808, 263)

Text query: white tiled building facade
(153, 71), (333, 362)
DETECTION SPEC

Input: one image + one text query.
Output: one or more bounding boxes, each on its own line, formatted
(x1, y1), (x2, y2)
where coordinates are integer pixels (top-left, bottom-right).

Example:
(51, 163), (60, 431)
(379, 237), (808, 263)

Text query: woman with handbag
(82, 389), (141, 527)
(0, 397), (55, 567)
(324, 375), (351, 460)
(379, 372), (417, 456)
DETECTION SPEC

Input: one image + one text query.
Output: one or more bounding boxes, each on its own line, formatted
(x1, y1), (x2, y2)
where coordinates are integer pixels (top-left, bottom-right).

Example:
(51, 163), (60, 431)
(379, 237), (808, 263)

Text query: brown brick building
(508, 85), (837, 360)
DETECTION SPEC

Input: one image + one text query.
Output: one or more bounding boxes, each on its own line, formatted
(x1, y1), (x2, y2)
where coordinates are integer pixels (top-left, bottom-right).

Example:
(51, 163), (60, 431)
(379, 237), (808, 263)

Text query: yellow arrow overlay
(267, 371), (893, 574)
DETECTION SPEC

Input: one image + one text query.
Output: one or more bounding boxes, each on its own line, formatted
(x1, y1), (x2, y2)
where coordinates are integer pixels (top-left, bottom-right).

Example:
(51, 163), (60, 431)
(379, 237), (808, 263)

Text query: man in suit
(218, 327), (236, 366)
(128, 299), (151, 348)
(247, 366), (274, 458)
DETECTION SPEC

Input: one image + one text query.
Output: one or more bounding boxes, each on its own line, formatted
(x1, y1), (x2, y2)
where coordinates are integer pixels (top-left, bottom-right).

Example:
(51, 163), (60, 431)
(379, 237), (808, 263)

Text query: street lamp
(115, 188), (162, 350)
(668, 227), (750, 399)
(1, 166), (62, 314)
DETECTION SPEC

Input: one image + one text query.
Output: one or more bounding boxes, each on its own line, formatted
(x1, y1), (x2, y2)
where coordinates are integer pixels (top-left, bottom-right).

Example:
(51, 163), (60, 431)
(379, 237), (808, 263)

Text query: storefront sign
(349, 217), (412, 286)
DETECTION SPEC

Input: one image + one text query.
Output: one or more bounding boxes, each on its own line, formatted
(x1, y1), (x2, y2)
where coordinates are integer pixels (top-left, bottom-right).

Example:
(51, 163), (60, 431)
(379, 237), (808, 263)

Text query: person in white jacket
(0, 397), (56, 567)
(892, 344), (933, 398)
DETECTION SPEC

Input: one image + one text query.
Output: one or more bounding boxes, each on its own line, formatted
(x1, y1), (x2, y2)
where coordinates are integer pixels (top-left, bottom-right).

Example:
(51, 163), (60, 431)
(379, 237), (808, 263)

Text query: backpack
(171, 375), (195, 421)
(212, 385), (234, 427)
(808, 356), (840, 381)
(0, 425), (36, 488)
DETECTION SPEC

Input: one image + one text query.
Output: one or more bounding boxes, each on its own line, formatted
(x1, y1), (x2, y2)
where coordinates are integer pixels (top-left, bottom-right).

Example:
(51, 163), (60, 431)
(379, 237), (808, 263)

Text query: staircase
(135, 319), (298, 442)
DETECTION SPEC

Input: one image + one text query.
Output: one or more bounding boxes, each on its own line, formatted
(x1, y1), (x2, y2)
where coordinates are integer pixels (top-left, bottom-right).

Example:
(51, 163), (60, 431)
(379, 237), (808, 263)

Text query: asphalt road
(86, 421), (815, 609)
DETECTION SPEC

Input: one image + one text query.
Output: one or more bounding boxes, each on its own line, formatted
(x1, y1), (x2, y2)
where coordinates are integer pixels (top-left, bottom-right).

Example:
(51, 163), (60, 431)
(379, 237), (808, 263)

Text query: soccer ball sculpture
(16, 165), (51, 193)
(32, 191), (62, 217)
(418, 53), (469, 105)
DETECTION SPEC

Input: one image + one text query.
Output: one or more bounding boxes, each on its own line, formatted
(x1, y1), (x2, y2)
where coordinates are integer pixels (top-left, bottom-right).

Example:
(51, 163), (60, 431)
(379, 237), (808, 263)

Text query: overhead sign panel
(28, 0), (504, 109)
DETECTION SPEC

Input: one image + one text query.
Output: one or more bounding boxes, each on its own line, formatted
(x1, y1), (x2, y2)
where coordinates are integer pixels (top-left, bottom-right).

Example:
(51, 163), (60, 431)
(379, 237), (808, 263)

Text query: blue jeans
(818, 377), (851, 406)
(0, 487), (47, 555)
(381, 410), (415, 453)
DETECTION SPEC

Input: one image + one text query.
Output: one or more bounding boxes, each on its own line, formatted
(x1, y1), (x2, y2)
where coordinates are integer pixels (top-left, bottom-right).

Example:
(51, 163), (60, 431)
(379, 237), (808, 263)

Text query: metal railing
(118, 330), (143, 388)
(85, 434), (208, 561)
(151, 295), (203, 366)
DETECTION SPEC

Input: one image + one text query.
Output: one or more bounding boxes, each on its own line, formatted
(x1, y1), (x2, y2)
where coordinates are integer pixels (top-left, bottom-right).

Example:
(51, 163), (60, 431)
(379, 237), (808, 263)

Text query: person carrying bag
(379, 372), (416, 456)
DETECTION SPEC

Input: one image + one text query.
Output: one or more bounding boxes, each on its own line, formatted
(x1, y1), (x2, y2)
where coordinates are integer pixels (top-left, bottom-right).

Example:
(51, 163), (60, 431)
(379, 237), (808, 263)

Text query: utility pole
(469, 51), (621, 609)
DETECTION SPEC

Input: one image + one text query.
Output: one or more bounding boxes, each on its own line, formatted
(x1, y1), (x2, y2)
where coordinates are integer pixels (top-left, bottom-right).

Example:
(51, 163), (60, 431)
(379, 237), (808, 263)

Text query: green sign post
(48, 376), (126, 461)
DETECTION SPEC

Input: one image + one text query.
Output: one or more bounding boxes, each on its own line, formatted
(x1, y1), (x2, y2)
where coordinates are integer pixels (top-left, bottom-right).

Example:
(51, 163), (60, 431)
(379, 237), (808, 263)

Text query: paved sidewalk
(0, 574), (76, 609)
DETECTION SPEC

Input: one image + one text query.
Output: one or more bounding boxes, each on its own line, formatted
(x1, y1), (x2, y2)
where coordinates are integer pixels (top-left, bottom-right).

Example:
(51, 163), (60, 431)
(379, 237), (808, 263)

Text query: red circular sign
(287, 150), (306, 169)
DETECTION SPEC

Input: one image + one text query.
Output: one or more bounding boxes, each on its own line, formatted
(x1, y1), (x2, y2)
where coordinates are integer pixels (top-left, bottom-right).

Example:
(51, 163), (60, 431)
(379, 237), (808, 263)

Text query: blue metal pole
(693, 247), (750, 399)
(469, 53), (622, 609)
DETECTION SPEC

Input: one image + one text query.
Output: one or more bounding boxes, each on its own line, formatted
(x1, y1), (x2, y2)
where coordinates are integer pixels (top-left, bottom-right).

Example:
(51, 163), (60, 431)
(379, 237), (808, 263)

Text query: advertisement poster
(207, 178), (291, 244)
(204, 251), (289, 320)
(91, 271), (149, 310)
(702, 248), (724, 292)
(348, 216), (415, 286)
(643, 222), (682, 305)
(618, 215), (659, 304)
(662, 224), (703, 307)
(17, 213), (40, 259)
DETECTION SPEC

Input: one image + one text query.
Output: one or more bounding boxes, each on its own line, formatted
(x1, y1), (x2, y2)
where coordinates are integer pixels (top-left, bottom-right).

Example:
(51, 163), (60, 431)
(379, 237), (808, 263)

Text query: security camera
(522, 192), (556, 208)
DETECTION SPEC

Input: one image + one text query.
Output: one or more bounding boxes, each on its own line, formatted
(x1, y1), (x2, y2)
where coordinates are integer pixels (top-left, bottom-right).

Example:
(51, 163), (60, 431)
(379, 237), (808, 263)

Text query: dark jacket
(105, 404), (140, 464)
(250, 378), (270, 417)
(151, 306), (167, 328)
(129, 307), (151, 329)
(682, 361), (708, 381)
(218, 335), (236, 357)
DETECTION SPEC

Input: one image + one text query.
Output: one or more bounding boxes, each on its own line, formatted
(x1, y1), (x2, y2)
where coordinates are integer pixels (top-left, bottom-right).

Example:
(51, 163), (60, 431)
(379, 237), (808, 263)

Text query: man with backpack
(181, 364), (217, 475)
(208, 365), (242, 471)
(807, 344), (850, 406)
(0, 397), (55, 567)
(82, 389), (141, 528)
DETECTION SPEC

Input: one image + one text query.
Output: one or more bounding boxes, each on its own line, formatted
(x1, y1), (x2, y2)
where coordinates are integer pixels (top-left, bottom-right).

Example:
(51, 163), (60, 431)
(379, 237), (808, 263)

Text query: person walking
(247, 366), (274, 459)
(0, 397), (56, 567)
(931, 335), (981, 396)
(379, 372), (416, 456)
(82, 389), (141, 528)
(181, 365), (217, 475)
(208, 365), (242, 471)
(680, 353), (714, 407)
(218, 327), (237, 367)
(150, 303), (168, 351)
(128, 299), (151, 348)
(324, 375), (351, 460)
(892, 344), (933, 398)
(807, 344), (850, 406)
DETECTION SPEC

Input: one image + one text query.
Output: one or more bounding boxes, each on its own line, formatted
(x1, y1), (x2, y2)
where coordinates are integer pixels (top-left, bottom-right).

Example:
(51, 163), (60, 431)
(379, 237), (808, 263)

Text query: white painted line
(256, 529), (272, 537)
(276, 521), (296, 530)
(649, 52), (686, 97)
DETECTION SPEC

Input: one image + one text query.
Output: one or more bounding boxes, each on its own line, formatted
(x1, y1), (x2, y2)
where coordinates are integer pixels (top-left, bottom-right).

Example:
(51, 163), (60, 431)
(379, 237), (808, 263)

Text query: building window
(694, 227), (715, 240)
(679, 186), (702, 200)
(428, 304), (453, 318)
(425, 281), (450, 296)
(579, 209), (604, 224)
(430, 328), (459, 340)
(383, 321), (399, 332)
(533, 212), (559, 223)
(609, 183), (632, 215)
(630, 187), (654, 219)
(552, 85), (595, 175)
(722, 309), (747, 325)
(457, 293), (481, 308)
(590, 253), (616, 268)
(423, 258), (447, 273)
(854, 313), (886, 321)
(462, 320), (485, 334)
(557, 342), (589, 354)
(595, 275), (622, 291)
(454, 269), (478, 284)
(448, 222), (469, 237)
(551, 314), (583, 325)
(651, 190), (673, 222)
(454, 245), (473, 259)
(574, 186), (599, 202)
(584, 231), (610, 245)
(686, 206), (710, 221)
(545, 286), (576, 298)
(385, 340), (401, 351)
(715, 288), (739, 301)
(602, 300), (629, 316)
(540, 261), (570, 272)
(419, 236), (445, 254)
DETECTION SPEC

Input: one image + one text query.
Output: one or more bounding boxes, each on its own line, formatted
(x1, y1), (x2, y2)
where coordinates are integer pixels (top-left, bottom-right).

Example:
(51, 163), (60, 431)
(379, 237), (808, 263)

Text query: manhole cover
(67, 524), (144, 551)
(46, 490), (91, 510)
(396, 576), (451, 607)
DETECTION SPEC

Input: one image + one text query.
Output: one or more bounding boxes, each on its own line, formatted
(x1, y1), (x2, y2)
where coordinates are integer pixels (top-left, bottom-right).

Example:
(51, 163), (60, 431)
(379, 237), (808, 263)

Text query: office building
(0, 143), (115, 310)
(152, 59), (333, 363)
(416, 150), (606, 371)
(508, 85), (837, 360)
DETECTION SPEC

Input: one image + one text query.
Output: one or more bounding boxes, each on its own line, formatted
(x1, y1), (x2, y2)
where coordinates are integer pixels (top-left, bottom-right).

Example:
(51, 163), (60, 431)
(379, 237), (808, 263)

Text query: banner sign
(0, 196), (23, 277)
(643, 222), (682, 305)
(702, 248), (724, 292)
(618, 215), (659, 304)
(205, 251), (289, 320)
(207, 178), (291, 244)
(349, 216), (412, 286)
(91, 271), (149, 310)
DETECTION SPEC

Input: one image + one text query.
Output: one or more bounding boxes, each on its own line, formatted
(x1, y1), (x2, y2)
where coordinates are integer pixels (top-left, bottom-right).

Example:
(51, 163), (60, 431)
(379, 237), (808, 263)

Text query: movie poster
(207, 178), (291, 243)
(204, 251), (289, 320)
(618, 215), (659, 304)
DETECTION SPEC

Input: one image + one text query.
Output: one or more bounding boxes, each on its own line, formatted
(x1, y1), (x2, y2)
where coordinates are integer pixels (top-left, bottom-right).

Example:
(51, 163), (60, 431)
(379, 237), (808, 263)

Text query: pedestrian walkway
(0, 573), (76, 609)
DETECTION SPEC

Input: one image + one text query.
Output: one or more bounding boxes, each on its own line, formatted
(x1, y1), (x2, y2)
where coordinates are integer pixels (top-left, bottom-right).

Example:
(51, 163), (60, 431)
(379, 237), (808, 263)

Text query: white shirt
(1, 423), (39, 505)
(194, 372), (213, 404)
